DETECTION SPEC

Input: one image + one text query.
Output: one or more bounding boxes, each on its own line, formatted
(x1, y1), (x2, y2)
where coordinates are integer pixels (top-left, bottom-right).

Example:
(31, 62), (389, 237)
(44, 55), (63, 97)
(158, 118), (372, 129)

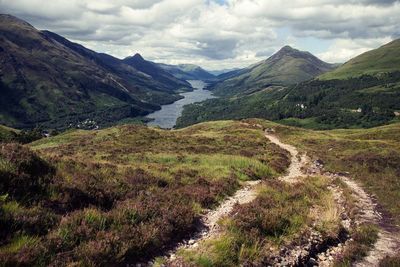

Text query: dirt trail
(164, 129), (399, 266)
(164, 133), (309, 264)
(338, 175), (400, 267)
(264, 133), (307, 182)
(165, 180), (262, 261)
(266, 132), (400, 267)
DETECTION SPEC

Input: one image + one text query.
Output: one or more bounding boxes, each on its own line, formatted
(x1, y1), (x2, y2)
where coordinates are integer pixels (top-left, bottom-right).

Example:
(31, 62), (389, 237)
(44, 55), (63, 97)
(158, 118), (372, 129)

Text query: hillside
(1, 120), (399, 265)
(0, 125), (18, 142)
(177, 40), (400, 130)
(209, 46), (335, 96)
(122, 54), (191, 89)
(158, 63), (215, 81)
(0, 121), (291, 265)
(319, 39), (400, 80)
(0, 15), (190, 129)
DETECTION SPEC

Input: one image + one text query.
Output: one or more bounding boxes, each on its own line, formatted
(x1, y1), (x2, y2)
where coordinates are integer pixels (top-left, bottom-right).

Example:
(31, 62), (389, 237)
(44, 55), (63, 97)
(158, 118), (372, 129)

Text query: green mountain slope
(319, 39), (400, 80)
(122, 54), (191, 89)
(210, 46), (335, 96)
(177, 40), (400, 130)
(0, 15), (190, 129)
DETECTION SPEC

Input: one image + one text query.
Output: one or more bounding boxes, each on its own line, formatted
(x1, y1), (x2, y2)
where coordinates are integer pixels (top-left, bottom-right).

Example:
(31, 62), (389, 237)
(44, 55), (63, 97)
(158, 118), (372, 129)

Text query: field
(1, 120), (399, 265)
(172, 176), (341, 266)
(0, 121), (290, 265)
(255, 121), (400, 224)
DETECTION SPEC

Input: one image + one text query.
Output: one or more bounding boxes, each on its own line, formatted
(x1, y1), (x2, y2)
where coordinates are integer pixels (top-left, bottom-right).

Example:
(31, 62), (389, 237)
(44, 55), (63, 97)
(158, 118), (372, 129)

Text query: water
(146, 80), (216, 129)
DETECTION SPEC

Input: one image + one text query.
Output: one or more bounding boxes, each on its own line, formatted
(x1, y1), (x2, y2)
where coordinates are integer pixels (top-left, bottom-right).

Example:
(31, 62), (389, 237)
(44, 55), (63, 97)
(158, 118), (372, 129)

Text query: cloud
(0, 0), (399, 69)
(316, 37), (393, 63)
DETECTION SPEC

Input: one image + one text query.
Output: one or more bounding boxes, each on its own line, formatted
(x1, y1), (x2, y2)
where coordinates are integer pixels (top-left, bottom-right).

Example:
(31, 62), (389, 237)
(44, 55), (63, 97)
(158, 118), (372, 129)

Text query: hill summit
(210, 45), (336, 96)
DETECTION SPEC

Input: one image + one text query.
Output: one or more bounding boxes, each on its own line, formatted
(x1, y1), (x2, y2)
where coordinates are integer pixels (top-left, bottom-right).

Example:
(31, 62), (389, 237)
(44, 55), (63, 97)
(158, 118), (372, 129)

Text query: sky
(1, 0), (399, 70)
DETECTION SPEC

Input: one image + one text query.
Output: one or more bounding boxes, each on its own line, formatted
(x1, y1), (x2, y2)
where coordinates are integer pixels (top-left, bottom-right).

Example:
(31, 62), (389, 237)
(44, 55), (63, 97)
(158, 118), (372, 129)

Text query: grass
(379, 255), (400, 267)
(178, 176), (340, 266)
(334, 224), (379, 266)
(0, 235), (39, 254)
(3, 118), (399, 265)
(0, 120), (290, 266)
(0, 125), (19, 142)
(252, 119), (400, 224)
(248, 118), (400, 265)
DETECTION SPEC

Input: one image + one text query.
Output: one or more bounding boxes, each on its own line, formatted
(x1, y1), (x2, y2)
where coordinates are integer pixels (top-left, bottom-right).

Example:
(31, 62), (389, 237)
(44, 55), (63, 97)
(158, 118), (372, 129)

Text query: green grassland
(1, 119), (399, 265)
(0, 121), (290, 265)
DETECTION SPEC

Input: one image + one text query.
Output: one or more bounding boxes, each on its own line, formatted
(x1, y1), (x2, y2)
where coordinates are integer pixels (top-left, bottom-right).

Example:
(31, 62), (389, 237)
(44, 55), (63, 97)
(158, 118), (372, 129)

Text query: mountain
(319, 39), (400, 80)
(216, 68), (246, 80)
(122, 53), (191, 89)
(177, 41), (400, 130)
(158, 63), (215, 81)
(208, 68), (241, 76)
(209, 46), (336, 96)
(0, 14), (190, 129)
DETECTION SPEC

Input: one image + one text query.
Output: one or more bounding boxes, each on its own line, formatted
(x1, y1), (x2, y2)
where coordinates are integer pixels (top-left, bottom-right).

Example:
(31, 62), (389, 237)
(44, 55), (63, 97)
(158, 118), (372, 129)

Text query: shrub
(0, 143), (55, 202)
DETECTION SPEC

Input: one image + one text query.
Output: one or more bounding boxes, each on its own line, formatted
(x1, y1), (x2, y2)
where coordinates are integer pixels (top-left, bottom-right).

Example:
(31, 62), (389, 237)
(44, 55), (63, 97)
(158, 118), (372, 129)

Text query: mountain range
(1, 14), (399, 131)
(0, 14), (191, 129)
(177, 39), (400, 129)
(158, 63), (216, 81)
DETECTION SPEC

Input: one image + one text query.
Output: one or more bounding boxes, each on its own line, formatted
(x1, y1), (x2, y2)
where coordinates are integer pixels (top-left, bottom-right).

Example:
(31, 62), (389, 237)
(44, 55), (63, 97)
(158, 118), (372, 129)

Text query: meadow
(0, 121), (290, 265)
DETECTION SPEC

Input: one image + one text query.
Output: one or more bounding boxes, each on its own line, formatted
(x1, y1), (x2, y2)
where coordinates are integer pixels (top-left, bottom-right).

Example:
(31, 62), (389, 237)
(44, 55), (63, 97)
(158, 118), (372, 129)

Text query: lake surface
(146, 80), (216, 129)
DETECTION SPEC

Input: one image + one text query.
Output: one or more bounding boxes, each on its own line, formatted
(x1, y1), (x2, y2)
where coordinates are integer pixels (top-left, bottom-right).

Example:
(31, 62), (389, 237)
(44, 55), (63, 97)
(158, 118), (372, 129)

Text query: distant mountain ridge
(209, 45), (336, 96)
(0, 14), (190, 129)
(209, 68), (241, 76)
(122, 53), (190, 89)
(158, 63), (215, 81)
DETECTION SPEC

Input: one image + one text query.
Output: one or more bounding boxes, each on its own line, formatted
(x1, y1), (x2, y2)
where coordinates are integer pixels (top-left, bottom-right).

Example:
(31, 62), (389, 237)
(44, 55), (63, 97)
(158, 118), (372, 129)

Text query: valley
(1, 8), (400, 267)
(147, 80), (216, 129)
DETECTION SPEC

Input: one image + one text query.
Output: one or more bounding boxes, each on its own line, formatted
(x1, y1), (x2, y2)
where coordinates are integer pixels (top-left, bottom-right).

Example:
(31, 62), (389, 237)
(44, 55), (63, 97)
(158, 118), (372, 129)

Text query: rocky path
(337, 175), (400, 267)
(264, 133), (307, 183)
(163, 128), (399, 266)
(164, 132), (314, 265)
(266, 131), (400, 267)
(165, 180), (262, 262)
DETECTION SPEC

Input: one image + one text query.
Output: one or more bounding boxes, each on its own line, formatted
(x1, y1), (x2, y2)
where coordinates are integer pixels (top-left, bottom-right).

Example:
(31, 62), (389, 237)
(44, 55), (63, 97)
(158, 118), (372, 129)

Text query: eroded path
(165, 180), (262, 262)
(264, 133), (307, 183)
(266, 131), (400, 267)
(164, 129), (399, 266)
(339, 174), (400, 267)
(164, 131), (308, 263)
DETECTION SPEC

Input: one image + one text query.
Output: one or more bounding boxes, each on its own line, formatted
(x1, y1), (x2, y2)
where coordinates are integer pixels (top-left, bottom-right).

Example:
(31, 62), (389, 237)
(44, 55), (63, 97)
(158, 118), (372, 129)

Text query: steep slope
(122, 54), (191, 90)
(158, 63), (215, 81)
(319, 39), (400, 80)
(0, 14), (189, 129)
(210, 46), (335, 96)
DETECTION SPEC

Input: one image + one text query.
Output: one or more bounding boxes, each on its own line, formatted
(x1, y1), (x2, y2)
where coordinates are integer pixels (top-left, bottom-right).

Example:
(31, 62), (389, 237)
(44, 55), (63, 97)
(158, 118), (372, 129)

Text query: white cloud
(0, 0), (399, 69)
(316, 37), (393, 63)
